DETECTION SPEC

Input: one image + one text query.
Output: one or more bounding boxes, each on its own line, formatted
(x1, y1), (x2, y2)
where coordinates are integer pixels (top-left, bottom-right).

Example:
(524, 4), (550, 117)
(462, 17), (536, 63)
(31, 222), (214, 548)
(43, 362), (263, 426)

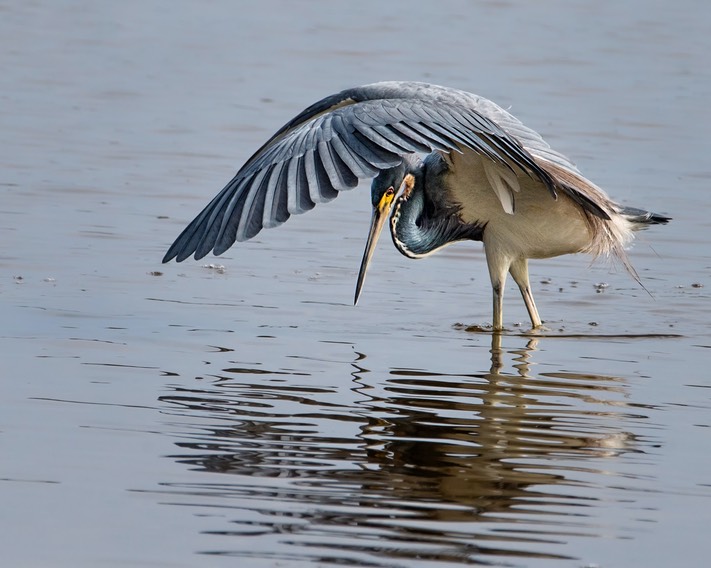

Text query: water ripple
(151, 336), (661, 566)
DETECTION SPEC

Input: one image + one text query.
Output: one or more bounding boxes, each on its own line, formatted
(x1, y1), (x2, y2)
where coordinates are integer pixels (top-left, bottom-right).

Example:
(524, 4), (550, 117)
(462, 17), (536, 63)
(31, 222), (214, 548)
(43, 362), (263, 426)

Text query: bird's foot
(453, 322), (511, 334)
(520, 323), (551, 336)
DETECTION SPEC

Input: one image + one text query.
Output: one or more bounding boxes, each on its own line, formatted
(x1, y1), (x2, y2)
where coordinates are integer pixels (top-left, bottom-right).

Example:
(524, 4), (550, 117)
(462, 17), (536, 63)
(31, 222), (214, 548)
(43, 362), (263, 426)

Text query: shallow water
(2, 1), (710, 567)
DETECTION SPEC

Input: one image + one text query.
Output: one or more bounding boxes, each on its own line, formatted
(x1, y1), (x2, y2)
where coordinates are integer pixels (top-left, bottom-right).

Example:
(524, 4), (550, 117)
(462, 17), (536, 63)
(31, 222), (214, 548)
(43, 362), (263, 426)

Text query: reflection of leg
(511, 337), (539, 378)
(489, 331), (503, 372)
(509, 258), (542, 328)
(489, 333), (539, 378)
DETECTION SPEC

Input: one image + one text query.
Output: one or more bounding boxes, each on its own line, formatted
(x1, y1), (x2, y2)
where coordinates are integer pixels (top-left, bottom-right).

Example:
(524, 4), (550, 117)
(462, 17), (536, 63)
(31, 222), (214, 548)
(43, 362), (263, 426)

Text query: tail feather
(620, 206), (671, 228)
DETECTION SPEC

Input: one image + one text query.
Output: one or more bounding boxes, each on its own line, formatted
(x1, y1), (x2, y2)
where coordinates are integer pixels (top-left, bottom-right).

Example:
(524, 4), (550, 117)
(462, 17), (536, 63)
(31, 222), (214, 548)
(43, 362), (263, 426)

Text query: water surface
(2, 1), (710, 567)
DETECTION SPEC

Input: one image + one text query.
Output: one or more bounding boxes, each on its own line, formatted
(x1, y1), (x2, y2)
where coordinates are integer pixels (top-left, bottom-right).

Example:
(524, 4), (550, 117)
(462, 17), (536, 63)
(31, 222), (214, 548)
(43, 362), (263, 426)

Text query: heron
(163, 81), (669, 330)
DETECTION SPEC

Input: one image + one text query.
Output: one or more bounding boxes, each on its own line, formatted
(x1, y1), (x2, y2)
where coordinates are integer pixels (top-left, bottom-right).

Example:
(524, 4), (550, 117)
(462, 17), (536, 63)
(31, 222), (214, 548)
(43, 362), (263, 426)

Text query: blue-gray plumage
(163, 81), (670, 330)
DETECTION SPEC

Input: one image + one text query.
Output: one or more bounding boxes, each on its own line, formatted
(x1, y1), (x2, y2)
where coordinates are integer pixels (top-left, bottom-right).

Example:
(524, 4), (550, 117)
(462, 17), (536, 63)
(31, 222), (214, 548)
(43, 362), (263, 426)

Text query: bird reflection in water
(158, 337), (652, 565)
(354, 336), (636, 529)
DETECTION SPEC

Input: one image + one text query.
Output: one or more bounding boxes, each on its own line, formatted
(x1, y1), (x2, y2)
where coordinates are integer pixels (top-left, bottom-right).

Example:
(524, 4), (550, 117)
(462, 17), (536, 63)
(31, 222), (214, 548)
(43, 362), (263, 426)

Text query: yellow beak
(354, 189), (396, 305)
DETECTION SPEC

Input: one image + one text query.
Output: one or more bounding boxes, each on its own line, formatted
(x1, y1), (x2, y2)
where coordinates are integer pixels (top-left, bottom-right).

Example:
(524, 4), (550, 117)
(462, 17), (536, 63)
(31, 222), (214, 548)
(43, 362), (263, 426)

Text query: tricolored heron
(163, 81), (669, 330)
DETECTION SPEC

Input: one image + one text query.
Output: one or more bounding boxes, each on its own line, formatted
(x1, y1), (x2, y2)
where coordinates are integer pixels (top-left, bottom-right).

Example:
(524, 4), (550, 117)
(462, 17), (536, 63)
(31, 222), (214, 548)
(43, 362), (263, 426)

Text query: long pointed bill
(354, 189), (396, 305)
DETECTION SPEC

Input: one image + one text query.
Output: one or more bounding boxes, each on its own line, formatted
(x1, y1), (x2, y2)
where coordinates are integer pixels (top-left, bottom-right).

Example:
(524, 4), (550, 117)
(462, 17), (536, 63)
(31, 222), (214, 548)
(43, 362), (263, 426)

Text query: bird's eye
(386, 187), (394, 196)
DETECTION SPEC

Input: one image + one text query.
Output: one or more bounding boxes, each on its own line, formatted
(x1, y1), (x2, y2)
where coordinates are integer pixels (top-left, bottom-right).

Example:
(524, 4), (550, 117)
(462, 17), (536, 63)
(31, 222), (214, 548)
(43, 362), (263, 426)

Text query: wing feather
(163, 81), (596, 262)
(261, 161), (289, 229)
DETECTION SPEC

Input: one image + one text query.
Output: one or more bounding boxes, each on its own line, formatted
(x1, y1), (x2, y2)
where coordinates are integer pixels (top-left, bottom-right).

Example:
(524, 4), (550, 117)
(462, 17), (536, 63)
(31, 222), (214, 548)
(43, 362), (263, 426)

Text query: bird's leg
(492, 281), (505, 331)
(485, 248), (510, 331)
(509, 258), (542, 329)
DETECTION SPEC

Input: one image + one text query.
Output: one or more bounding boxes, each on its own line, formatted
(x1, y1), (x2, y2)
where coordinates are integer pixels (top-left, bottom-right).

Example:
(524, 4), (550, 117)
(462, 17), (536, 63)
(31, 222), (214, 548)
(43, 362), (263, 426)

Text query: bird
(163, 81), (670, 330)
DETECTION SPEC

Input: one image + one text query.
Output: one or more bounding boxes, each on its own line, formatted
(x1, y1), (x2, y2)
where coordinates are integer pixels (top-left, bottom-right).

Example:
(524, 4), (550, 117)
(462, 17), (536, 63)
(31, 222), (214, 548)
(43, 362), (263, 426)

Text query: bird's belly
(446, 150), (595, 259)
(483, 199), (593, 259)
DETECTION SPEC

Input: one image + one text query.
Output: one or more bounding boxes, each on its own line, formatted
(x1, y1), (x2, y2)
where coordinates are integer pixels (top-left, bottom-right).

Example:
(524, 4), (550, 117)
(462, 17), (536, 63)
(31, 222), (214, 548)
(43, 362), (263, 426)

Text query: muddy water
(2, 1), (710, 567)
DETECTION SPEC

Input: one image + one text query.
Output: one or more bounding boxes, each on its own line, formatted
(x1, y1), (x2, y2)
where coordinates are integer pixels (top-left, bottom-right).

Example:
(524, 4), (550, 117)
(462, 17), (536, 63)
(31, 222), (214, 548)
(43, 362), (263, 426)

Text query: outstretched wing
(163, 81), (587, 263)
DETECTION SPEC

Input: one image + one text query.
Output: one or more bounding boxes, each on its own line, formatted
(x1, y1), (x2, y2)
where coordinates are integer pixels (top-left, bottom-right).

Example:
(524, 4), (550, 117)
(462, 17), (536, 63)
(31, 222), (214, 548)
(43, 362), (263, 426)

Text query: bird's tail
(620, 206), (671, 230)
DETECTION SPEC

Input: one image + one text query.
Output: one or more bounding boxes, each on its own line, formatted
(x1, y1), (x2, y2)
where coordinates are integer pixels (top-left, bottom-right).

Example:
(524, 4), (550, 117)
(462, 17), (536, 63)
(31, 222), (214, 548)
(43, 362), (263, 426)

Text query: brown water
(2, 1), (710, 567)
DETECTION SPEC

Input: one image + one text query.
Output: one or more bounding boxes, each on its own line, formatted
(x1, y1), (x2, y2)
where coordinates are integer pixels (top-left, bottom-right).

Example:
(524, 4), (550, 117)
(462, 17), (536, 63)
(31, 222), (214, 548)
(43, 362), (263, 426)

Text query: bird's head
(354, 154), (422, 305)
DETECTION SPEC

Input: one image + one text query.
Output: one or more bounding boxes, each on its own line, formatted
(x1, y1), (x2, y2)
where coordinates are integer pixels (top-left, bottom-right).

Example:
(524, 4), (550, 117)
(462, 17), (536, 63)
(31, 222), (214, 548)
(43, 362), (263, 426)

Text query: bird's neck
(390, 177), (432, 258)
(389, 170), (485, 259)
